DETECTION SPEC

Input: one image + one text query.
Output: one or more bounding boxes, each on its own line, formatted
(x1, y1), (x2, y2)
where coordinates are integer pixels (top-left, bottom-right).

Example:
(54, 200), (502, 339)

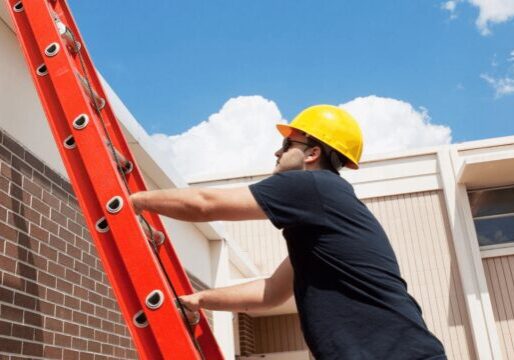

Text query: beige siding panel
(483, 255), (514, 359)
(254, 314), (308, 354)
(363, 191), (476, 359)
(225, 220), (287, 275)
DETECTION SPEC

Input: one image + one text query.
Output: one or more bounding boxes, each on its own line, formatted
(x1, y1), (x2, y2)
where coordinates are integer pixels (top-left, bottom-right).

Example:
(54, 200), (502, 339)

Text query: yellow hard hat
(276, 105), (363, 169)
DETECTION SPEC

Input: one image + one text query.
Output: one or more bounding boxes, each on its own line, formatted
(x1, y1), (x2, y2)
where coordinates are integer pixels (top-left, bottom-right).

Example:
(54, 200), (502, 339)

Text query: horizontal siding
(364, 191), (476, 359)
(224, 220), (287, 275)
(253, 314), (307, 354)
(482, 255), (514, 359)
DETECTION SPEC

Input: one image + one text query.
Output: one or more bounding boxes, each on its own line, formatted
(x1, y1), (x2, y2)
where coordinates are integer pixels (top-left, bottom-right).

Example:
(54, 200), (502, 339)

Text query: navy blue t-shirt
(249, 170), (446, 360)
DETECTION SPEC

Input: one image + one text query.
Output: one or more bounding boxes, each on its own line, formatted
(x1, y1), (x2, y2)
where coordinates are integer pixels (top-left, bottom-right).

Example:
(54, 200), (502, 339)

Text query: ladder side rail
(4, 4), (165, 359)
(51, 1), (226, 356)
(7, 1), (207, 358)
(53, 0), (214, 299)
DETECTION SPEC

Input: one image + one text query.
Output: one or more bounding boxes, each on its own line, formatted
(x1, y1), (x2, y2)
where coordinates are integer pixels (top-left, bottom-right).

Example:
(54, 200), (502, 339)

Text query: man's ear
(304, 146), (322, 164)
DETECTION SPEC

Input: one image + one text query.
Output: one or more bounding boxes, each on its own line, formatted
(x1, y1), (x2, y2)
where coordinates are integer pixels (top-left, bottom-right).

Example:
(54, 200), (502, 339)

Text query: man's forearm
(191, 278), (279, 313)
(130, 188), (209, 222)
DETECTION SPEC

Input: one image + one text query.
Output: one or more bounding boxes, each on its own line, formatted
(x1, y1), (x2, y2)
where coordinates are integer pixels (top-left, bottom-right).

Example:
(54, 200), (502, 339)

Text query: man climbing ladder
(130, 105), (447, 359)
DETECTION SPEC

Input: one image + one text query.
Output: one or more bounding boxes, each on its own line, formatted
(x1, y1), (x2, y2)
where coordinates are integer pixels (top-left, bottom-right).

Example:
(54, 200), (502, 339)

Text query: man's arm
(129, 187), (267, 222)
(180, 257), (294, 313)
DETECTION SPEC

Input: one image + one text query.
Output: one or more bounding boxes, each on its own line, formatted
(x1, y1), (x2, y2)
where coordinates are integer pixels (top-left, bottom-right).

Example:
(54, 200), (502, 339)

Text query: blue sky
(67, 1), (514, 178)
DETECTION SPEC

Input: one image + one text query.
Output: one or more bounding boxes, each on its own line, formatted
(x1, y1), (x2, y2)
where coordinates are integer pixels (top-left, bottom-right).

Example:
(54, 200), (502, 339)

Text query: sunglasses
(281, 138), (312, 152)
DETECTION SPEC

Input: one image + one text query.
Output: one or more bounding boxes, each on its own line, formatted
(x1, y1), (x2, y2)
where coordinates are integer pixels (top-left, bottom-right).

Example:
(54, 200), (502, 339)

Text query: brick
(14, 292), (36, 310)
(11, 155), (32, 179)
(34, 328), (54, 343)
(64, 321), (80, 336)
(94, 329), (108, 343)
(63, 349), (80, 360)
(79, 350), (94, 360)
(89, 268), (102, 282)
(32, 197), (50, 217)
(23, 310), (43, 326)
(0, 319), (12, 336)
(44, 345), (62, 359)
(29, 223), (49, 242)
(22, 341), (43, 357)
(0, 286), (14, 303)
(95, 283), (108, 297)
(51, 183), (68, 203)
(48, 261), (65, 278)
(22, 177), (42, 199)
(0, 144), (12, 163)
(73, 286), (87, 299)
(23, 151), (45, 174)
(101, 343), (114, 356)
(82, 253), (96, 267)
(7, 211), (29, 233)
(88, 291), (101, 306)
(66, 268), (81, 284)
(75, 237), (89, 252)
(17, 232), (37, 252)
(43, 166), (61, 185)
(18, 204), (41, 225)
(61, 202), (76, 220)
(40, 243), (58, 262)
(101, 320), (113, 332)
(0, 190), (20, 212)
(25, 280), (46, 297)
(1, 304), (23, 322)
(87, 340), (101, 353)
(0, 176), (8, 192)
(87, 315), (101, 328)
(50, 208), (67, 227)
(56, 278), (73, 294)
(39, 300), (55, 316)
(46, 288), (64, 305)
(55, 305), (72, 320)
(42, 190), (60, 211)
(31, 253), (48, 271)
(68, 219), (82, 236)
(80, 325), (94, 339)
(80, 300), (94, 314)
(55, 333), (72, 347)
(45, 317), (63, 332)
(74, 260), (88, 275)
(65, 295), (80, 309)
(59, 226), (75, 243)
(1, 337), (22, 353)
(49, 234), (66, 252)
(0, 253), (16, 273)
(16, 262), (37, 281)
(12, 323), (34, 340)
(0, 206), (6, 221)
(58, 252), (74, 268)
(40, 216), (58, 236)
(2, 133), (24, 155)
(67, 243), (82, 259)
(9, 183), (30, 205)
(0, 222), (18, 241)
(3, 272), (25, 290)
(82, 276), (94, 290)
(1, 162), (22, 185)
(73, 310), (87, 324)
(32, 170), (51, 191)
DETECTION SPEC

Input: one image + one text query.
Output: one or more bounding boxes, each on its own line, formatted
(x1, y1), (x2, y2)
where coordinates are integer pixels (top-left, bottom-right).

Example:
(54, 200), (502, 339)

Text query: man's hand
(129, 192), (144, 215)
(178, 292), (202, 326)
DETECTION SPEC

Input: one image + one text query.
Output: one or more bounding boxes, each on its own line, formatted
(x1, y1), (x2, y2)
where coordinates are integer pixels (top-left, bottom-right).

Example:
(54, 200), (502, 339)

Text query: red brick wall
(0, 128), (137, 359)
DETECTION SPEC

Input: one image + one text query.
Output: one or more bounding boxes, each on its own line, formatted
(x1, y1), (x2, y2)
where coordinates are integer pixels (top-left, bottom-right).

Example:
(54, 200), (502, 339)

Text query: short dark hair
(305, 137), (348, 173)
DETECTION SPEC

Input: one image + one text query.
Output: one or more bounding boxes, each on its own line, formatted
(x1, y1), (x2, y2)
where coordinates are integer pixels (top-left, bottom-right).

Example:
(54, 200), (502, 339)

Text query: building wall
(253, 314), (307, 354)
(0, 129), (214, 359)
(482, 255), (514, 359)
(365, 191), (476, 359)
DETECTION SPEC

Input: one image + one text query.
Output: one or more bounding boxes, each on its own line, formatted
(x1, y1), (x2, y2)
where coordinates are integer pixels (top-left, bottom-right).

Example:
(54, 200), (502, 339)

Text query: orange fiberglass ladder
(5, 1), (224, 359)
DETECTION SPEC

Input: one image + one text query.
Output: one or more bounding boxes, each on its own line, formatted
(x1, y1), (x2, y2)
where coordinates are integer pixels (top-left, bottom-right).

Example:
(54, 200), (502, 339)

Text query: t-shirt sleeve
(249, 170), (325, 229)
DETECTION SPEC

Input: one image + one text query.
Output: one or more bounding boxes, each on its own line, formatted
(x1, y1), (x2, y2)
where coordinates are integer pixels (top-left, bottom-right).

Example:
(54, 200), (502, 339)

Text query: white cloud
(481, 74), (514, 96)
(151, 95), (452, 180)
(151, 96), (286, 180)
(470, 0), (514, 35)
(340, 96), (452, 155)
(441, 0), (514, 34)
(442, 1), (460, 19)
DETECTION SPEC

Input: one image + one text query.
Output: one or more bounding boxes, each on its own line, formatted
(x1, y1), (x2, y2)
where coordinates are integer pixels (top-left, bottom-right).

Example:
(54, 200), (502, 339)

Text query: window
(468, 186), (514, 247)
